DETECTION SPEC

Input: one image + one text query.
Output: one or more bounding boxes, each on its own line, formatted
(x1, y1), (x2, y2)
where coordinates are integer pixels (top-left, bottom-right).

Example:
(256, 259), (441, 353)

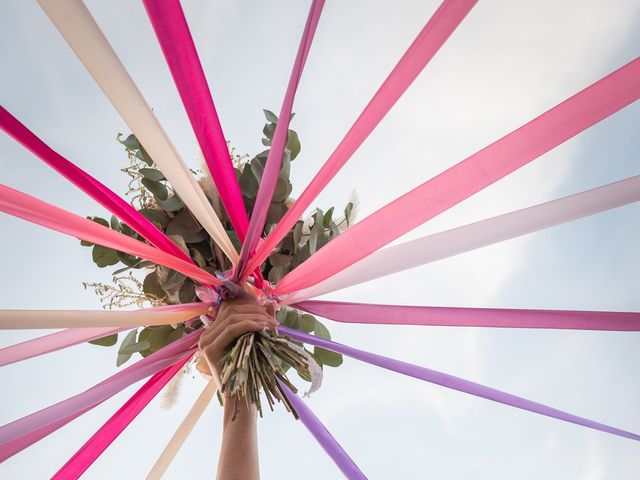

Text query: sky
(0, 0), (639, 478)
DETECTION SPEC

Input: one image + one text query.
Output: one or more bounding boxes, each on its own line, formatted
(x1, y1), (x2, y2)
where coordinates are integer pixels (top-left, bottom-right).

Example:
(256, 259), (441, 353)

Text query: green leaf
(116, 329), (138, 366)
(344, 202), (354, 225)
(80, 239), (94, 247)
(141, 178), (168, 201)
(143, 271), (167, 300)
(263, 122), (276, 140)
(179, 280), (196, 303)
(156, 195), (184, 212)
(263, 109), (278, 123)
(136, 147), (154, 166)
(313, 320), (331, 340)
(89, 333), (118, 347)
(314, 347), (343, 367)
(272, 177), (291, 203)
(286, 130), (301, 160)
(308, 210), (324, 255)
(110, 215), (121, 231)
(166, 210), (204, 243)
(139, 168), (165, 181)
(239, 166), (259, 199)
(117, 250), (140, 267)
(293, 221), (303, 249)
(119, 134), (140, 150)
(92, 245), (119, 267)
(323, 207), (334, 228)
(139, 208), (170, 228)
(87, 216), (109, 228)
(268, 253), (292, 267)
(112, 266), (133, 275)
(119, 339), (151, 355)
(300, 314), (315, 333)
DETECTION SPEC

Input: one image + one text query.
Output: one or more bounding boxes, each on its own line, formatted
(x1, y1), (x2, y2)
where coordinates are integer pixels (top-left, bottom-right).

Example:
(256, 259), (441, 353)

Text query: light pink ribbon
(236, 0), (325, 280)
(295, 300), (640, 331)
(276, 57), (640, 294)
(142, 0), (249, 241)
(0, 106), (192, 263)
(243, 0), (478, 277)
(0, 184), (219, 286)
(52, 355), (191, 479)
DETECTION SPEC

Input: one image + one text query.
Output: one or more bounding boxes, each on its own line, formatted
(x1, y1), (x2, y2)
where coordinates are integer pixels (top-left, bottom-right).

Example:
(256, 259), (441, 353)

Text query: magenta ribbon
(280, 327), (640, 442)
(244, 0), (478, 277)
(141, 0), (249, 241)
(279, 379), (367, 479)
(0, 330), (200, 462)
(235, 0), (325, 280)
(0, 106), (192, 263)
(52, 355), (191, 479)
(295, 300), (640, 331)
(0, 184), (219, 286)
(276, 57), (640, 294)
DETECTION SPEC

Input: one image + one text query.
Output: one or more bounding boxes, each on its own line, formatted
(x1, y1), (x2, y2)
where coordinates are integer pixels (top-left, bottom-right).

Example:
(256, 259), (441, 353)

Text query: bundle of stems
(219, 329), (312, 420)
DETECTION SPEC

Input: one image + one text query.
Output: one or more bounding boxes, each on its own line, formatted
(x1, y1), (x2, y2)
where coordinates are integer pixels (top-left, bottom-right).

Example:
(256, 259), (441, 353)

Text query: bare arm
(197, 300), (277, 480)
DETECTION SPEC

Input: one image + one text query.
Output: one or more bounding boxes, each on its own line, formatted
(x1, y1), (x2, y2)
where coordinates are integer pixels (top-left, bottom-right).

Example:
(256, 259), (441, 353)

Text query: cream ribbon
(37, 0), (238, 263)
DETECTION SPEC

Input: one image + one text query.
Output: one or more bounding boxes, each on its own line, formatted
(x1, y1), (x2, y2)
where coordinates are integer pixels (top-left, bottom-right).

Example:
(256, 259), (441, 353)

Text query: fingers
(201, 319), (266, 368)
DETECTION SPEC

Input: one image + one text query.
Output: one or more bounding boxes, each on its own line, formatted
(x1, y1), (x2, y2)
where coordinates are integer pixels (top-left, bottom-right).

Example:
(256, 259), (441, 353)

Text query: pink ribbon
(0, 184), (219, 286)
(276, 57), (640, 294)
(295, 300), (640, 331)
(52, 355), (191, 479)
(0, 330), (200, 462)
(281, 327), (640, 442)
(0, 106), (192, 263)
(236, 0), (325, 280)
(243, 0), (478, 277)
(141, 0), (249, 241)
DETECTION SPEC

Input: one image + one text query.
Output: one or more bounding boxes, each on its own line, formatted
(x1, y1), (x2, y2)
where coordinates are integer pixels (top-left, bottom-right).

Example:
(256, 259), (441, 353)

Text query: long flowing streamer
(0, 106), (192, 263)
(52, 356), (192, 479)
(141, 0), (248, 240)
(280, 327), (640, 441)
(146, 379), (218, 480)
(287, 175), (640, 301)
(37, 0), (238, 263)
(0, 184), (219, 286)
(294, 300), (640, 331)
(279, 380), (367, 479)
(236, 0), (325, 279)
(277, 57), (640, 294)
(0, 331), (200, 462)
(0, 303), (209, 330)
(243, 0), (478, 276)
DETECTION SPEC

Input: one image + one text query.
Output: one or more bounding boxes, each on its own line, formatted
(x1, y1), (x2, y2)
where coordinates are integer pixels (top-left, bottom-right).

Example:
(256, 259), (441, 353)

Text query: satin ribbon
(286, 175), (640, 301)
(276, 57), (640, 294)
(0, 106), (192, 263)
(52, 355), (192, 479)
(294, 300), (640, 331)
(243, 0), (478, 277)
(0, 330), (201, 462)
(37, 0), (238, 263)
(146, 379), (218, 480)
(142, 0), (248, 241)
(279, 380), (367, 479)
(236, 0), (325, 280)
(280, 327), (640, 442)
(0, 184), (219, 286)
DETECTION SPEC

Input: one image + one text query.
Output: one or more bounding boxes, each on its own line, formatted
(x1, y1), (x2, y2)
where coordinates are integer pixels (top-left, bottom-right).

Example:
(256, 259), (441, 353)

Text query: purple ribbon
(280, 326), (640, 442)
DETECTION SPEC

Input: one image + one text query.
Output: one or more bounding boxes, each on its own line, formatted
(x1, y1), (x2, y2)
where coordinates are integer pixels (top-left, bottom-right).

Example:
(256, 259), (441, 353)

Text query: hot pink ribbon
(52, 355), (191, 479)
(295, 300), (640, 331)
(236, 0), (325, 280)
(0, 184), (219, 286)
(141, 0), (248, 241)
(0, 106), (192, 263)
(276, 57), (640, 294)
(243, 0), (478, 277)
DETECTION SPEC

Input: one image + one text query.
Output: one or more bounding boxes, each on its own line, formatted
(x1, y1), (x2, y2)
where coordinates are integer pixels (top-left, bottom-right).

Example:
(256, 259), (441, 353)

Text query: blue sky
(1, 0), (639, 478)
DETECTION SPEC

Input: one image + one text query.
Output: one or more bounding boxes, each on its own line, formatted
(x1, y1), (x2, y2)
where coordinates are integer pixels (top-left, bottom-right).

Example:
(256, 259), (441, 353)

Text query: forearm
(216, 397), (260, 480)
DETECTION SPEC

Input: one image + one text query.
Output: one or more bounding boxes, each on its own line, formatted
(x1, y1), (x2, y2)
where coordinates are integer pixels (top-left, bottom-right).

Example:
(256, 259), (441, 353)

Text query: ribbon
(141, 0), (248, 241)
(276, 57), (640, 294)
(286, 175), (640, 301)
(280, 327), (640, 442)
(279, 380), (367, 479)
(0, 303), (209, 330)
(0, 184), (219, 286)
(294, 300), (640, 331)
(146, 379), (218, 480)
(0, 106), (192, 263)
(236, 0), (325, 280)
(0, 330), (201, 462)
(243, 0), (478, 277)
(37, 0), (238, 263)
(52, 356), (192, 479)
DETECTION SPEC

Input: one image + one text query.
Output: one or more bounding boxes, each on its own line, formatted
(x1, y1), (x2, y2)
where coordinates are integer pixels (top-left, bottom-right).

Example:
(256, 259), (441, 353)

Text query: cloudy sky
(1, 0), (639, 478)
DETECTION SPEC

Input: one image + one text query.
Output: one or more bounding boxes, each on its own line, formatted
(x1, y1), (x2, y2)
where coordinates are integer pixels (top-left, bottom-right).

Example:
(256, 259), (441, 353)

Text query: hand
(197, 299), (277, 380)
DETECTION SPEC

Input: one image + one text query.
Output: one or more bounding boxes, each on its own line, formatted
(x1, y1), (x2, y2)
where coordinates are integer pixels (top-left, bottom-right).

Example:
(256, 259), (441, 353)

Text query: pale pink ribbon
(0, 184), (219, 286)
(285, 175), (640, 302)
(243, 0), (479, 277)
(276, 57), (640, 294)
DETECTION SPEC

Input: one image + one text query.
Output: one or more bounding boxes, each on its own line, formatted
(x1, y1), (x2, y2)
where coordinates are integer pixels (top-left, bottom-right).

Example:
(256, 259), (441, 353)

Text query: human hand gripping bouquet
(82, 110), (355, 418)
